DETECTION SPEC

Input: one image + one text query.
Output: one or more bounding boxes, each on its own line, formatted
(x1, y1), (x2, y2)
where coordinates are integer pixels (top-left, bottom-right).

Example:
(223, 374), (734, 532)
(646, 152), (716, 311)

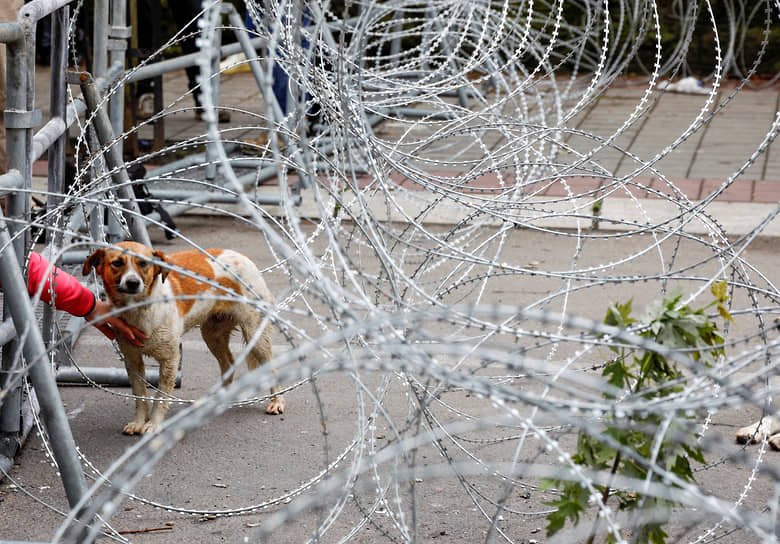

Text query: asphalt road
(1, 213), (778, 543)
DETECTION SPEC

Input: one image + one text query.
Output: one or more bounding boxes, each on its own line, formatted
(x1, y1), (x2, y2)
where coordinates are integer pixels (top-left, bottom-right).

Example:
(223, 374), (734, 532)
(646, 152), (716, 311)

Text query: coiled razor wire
(1, 0), (780, 542)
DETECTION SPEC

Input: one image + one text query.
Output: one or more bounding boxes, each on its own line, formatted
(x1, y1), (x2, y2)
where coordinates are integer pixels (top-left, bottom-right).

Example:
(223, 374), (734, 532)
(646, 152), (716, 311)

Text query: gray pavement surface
(1, 214), (779, 543)
(1, 62), (778, 543)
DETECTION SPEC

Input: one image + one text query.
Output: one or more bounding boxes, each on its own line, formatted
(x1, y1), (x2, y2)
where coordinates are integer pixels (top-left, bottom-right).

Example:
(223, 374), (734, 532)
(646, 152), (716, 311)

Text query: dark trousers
(168, 0), (204, 106)
(136, 0), (199, 103)
(245, 8), (313, 117)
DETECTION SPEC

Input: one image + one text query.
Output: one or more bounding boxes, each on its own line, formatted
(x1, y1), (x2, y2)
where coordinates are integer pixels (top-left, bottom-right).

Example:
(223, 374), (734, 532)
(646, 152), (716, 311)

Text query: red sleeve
(27, 252), (97, 317)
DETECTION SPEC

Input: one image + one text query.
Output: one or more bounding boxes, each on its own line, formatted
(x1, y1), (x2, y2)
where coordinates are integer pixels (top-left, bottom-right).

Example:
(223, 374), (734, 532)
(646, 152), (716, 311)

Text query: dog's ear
(83, 249), (104, 276)
(152, 250), (169, 283)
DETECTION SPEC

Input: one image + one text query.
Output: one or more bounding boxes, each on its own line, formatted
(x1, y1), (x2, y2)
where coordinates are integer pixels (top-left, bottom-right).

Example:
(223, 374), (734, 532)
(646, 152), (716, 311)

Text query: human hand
(85, 298), (147, 347)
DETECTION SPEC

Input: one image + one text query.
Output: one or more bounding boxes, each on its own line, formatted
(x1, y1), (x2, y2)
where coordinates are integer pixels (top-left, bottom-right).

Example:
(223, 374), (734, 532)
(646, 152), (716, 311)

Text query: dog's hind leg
(201, 315), (238, 385)
(122, 350), (150, 435)
(239, 314), (284, 415)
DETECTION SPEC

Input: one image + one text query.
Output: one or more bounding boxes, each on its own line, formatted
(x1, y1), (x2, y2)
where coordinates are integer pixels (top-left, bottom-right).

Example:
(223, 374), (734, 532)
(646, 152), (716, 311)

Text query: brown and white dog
(84, 241), (284, 435)
(736, 415), (780, 450)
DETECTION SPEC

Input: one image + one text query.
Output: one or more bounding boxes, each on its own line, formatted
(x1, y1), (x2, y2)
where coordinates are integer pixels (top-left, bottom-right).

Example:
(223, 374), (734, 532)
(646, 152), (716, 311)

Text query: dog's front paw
(123, 421), (147, 435)
(141, 421), (160, 434)
(737, 426), (780, 449)
(768, 434), (780, 451)
(266, 396), (285, 415)
(737, 416), (780, 445)
(736, 423), (766, 444)
(123, 421), (160, 434)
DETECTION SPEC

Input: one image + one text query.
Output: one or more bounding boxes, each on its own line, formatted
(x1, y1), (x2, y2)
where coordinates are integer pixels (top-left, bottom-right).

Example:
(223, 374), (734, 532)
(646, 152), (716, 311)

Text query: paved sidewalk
(32, 67), (780, 237)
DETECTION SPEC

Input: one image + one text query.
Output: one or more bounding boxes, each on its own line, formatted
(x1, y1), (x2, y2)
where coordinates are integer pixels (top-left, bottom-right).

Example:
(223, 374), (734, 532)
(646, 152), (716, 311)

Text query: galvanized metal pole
(41, 5), (69, 350)
(45, 4), (68, 200)
(92, 0), (109, 78)
(0, 212), (88, 509)
(126, 36), (264, 83)
(224, 5), (270, 105)
(204, 1), (222, 181)
(0, 19), (31, 465)
(75, 72), (152, 246)
(108, 0), (129, 150)
(0, 5), (88, 509)
(0, 27), (23, 461)
(4, 22), (35, 258)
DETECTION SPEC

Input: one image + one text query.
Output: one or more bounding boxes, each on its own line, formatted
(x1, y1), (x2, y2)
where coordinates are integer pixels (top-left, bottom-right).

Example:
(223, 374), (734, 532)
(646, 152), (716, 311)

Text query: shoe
(136, 92), (155, 120)
(306, 111), (323, 137)
(240, 132), (284, 154)
(246, 133), (269, 148)
(220, 52), (251, 74)
(194, 108), (231, 123)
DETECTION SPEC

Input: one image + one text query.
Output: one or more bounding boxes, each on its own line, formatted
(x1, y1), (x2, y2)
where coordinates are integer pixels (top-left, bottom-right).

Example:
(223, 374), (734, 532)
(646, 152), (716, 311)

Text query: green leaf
(634, 520), (670, 544)
(547, 287), (727, 544)
(538, 478), (558, 492)
(667, 450), (693, 480)
(603, 360), (632, 390)
(710, 280), (728, 302)
(619, 458), (647, 482)
(648, 523), (669, 544)
(675, 318), (704, 343)
(687, 447), (706, 466)
(605, 299), (635, 328)
(544, 482), (587, 535)
(594, 441), (619, 466)
(717, 303), (735, 325)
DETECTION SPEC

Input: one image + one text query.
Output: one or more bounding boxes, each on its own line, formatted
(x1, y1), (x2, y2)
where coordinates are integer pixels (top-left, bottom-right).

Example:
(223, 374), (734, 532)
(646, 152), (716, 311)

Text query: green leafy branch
(542, 281), (732, 544)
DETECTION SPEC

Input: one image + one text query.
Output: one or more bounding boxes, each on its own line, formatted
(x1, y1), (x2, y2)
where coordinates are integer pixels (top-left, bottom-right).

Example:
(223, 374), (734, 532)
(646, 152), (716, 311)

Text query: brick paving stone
(700, 178), (754, 202)
(30, 65), (780, 208)
(624, 93), (710, 179)
(647, 178), (702, 201)
(542, 176), (605, 197)
(617, 176), (653, 198)
(753, 180), (780, 203)
(456, 172), (514, 193)
(689, 89), (779, 180)
(764, 144), (780, 182)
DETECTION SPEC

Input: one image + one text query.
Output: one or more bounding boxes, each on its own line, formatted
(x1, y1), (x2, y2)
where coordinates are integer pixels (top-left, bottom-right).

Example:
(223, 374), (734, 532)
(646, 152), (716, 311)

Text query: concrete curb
(244, 185), (780, 238)
(31, 176), (779, 238)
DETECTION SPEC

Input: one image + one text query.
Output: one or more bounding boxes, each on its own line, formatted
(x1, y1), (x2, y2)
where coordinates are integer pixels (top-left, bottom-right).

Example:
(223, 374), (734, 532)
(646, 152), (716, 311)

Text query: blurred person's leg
(134, 0), (161, 119)
(168, 0), (229, 122)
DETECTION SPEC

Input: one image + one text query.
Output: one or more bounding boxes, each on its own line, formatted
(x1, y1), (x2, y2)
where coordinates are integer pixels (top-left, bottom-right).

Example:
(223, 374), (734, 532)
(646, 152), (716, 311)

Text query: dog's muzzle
(118, 276), (144, 294)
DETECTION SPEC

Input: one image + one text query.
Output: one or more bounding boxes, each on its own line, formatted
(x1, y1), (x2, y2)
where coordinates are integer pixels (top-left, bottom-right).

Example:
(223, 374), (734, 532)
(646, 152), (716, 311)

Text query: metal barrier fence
(0, 0), (291, 514)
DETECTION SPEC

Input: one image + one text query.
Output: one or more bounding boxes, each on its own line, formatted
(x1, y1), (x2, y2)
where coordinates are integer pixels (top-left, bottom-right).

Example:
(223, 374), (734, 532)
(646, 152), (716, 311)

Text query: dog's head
(83, 241), (169, 305)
